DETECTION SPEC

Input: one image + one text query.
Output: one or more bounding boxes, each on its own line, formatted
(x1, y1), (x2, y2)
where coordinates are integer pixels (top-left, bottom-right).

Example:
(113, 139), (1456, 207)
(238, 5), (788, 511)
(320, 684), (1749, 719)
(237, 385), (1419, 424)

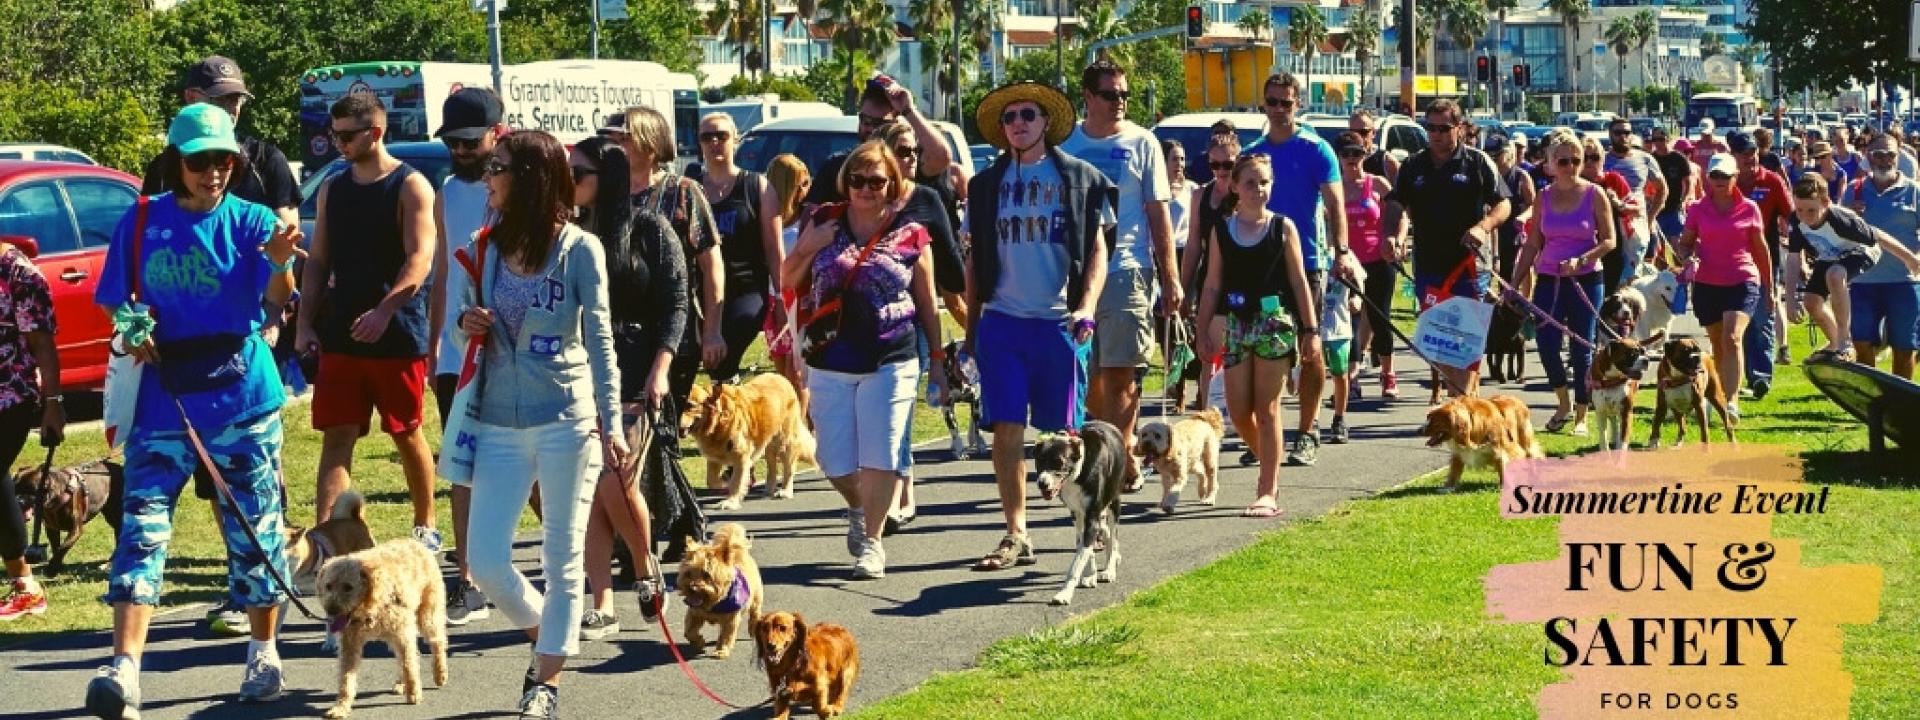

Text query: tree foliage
(1746, 0), (1914, 93)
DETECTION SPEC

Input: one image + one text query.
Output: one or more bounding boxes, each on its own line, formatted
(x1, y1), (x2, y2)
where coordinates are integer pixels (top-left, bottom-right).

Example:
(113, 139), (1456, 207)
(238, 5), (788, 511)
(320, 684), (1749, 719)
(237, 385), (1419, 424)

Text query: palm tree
(1546, 0), (1590, 100)
(908, 0), (953, 117)
(1700, 31), (1726, 61)
(1290, 4), (1328, 111)
(1237, 8), (1272, 44)
(1080, 0), (1131, 67)
(820, 0), (895, 110)
(707, 0), (768, 83)
(1630, 9), (1657, 89)
(1605, 16), (1633, 115)
(1441, 0), (1488, 110)
(1349, 2), (1382, 107)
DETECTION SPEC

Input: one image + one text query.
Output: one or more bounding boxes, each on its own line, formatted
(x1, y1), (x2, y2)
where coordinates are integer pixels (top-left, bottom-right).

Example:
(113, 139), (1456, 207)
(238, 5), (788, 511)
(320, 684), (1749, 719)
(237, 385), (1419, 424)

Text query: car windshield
(1818, 112), (1841, 122)
(1574, 119), (1611, 131)
(734, 128), (966, 176)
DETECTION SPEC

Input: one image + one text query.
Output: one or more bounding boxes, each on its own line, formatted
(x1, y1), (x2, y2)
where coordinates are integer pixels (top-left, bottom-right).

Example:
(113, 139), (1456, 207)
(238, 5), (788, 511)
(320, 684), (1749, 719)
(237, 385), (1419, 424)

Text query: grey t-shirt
(1604, 150), (1662, 196)
(983, 157), (1072, 319)
(1059, 122), (1170, 272)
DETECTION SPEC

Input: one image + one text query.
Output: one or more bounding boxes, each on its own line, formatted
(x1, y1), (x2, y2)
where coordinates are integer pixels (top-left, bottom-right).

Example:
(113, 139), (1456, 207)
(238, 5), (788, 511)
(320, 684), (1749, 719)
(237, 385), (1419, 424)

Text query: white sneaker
(844, 508), (865, 558)
(852, 538), (886, 580)
(412, 526), (443, 553)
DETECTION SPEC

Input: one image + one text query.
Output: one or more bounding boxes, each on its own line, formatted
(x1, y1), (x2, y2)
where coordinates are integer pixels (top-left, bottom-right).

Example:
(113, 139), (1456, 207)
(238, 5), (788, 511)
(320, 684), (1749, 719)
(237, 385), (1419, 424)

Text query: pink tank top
(1535, 185), (1601, 276)
(1345, 176), (1385, 263)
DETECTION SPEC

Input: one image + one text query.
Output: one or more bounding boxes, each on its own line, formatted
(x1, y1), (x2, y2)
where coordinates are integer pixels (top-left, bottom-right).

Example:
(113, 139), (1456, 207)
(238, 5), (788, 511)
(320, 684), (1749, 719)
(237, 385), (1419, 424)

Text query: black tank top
(321, 163), (427, 357)
(1211, 212), (1296, 321)
(708, 172), (767, 296)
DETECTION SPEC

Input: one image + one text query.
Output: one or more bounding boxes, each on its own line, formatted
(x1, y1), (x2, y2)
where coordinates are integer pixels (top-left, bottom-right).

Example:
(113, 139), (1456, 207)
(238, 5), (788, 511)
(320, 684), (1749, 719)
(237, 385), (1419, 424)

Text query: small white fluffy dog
(1133, 408), (1225, 513)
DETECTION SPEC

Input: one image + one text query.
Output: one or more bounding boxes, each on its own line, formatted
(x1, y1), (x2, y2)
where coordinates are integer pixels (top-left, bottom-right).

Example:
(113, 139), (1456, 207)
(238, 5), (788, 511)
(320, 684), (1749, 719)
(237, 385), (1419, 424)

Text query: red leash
(651, 604), (768, 709)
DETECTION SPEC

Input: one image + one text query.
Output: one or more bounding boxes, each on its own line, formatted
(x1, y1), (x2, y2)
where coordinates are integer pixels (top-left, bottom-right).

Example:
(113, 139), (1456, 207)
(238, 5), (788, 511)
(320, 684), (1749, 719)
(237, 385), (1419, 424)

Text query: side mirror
(0, 235), (40, 258)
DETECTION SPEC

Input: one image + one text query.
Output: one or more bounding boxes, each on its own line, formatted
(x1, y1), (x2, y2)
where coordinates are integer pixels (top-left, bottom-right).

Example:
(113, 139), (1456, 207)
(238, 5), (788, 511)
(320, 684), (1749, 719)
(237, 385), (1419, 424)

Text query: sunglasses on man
(442, 136), (483, 151)
(331, 125), (374, 145)
(1263, 96), (1296, 109)
(1000, 107), (1042, 126)
(1090, 89), (1130, 103)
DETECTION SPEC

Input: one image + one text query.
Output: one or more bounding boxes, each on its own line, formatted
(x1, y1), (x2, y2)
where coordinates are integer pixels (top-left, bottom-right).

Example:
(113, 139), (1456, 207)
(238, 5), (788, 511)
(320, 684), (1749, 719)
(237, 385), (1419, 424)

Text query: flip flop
(1242, 503), (1282, 518)
(1544, 414), (1571, 433)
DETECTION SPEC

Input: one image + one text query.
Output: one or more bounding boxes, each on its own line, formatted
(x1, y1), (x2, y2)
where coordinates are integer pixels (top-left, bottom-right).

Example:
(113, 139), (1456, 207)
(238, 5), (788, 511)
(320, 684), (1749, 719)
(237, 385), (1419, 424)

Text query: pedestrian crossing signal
(1512, 64), (1531, 89)
(1476, 56), (1492, 83)
(1187, 5), (1205, 39)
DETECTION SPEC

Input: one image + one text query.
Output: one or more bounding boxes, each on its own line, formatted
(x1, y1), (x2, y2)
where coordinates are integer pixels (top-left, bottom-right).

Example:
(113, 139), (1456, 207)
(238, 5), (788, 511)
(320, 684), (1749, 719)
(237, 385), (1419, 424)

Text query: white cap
(1699, 118), (1716, 132)
(1513, 131), (1528, 146)
(1707, 153), (1738, 177)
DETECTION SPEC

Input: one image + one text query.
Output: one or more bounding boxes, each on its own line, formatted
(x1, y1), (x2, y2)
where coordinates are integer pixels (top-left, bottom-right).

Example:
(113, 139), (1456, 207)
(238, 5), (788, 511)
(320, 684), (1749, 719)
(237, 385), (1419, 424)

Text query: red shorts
(312, 353), (428, 435)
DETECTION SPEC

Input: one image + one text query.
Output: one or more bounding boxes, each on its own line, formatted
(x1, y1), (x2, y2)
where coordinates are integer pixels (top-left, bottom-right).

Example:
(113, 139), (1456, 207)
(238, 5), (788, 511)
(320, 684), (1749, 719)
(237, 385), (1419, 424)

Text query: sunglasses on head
(571, 165), (597, 182)
(846, 173), (891, 191)
(485, 158), (513, 177)
(1209, 160), (1235, 171)
(698, 131), (732, 143)
(182, 151), (235, 173)
(1339, 149), (1366, 159)
(1000, 107), (1041, 125)
(1263, 96), (1296, 109)
(894, 146), (922, 161)
(1091, 89), (1131, 103)
(331, 125), (373, 144)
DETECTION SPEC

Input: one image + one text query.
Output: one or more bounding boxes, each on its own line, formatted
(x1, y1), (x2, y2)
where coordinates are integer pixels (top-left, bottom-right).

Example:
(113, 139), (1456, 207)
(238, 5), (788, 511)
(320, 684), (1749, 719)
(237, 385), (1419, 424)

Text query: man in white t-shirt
(427, 87), (502, 627)
(1058, 60), (1182, 489)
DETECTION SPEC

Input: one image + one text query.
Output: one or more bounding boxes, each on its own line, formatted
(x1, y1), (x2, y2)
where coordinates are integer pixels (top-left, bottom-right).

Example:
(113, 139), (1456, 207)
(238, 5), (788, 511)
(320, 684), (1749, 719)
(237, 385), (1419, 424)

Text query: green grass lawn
(855, 322), (1920, 719)
(0, 324), (980, 647)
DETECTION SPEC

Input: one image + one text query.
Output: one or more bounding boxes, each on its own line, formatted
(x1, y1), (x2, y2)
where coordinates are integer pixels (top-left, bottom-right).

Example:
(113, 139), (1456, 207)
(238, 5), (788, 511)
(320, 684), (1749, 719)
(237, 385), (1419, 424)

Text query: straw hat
(1808, 141), (1835, 159)
(975, 81), (1076, 151)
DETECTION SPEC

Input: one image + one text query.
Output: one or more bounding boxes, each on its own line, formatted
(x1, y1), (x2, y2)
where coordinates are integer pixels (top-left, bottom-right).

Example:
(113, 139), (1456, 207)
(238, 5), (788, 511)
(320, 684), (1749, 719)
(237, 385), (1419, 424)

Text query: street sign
(471, 0), (503, 11)
(599, 0), (626, 21)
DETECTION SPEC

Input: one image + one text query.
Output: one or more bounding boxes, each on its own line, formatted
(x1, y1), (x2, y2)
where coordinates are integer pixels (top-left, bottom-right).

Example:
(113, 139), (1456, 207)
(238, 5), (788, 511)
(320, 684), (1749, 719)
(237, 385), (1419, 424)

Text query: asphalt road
(1, 349), (1563, 720)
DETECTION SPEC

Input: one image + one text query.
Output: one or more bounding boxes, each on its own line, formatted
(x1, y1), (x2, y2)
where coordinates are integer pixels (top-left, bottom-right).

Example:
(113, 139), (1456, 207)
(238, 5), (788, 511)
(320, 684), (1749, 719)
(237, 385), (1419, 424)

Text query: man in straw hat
(964, 81), (1115, 572)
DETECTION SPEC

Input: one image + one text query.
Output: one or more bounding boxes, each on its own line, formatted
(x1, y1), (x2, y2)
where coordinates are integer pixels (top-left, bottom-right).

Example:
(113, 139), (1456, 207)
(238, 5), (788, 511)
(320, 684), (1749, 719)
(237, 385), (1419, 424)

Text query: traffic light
(1186, 5), (1205, 39)
(1476, 56), (1491, 83)
(1511, 64), (1531, 89)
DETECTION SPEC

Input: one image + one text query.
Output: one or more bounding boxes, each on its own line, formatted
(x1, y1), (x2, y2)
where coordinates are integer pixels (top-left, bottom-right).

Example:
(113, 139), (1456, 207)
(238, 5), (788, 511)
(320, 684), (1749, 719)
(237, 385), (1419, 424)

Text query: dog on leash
(12, 458), (119, 575)
(316, 539), (450, 719)
(753, 611), (861, 720)
(287, 490), (377, 652)
(1133, 408), (1224, 513)
(1034, 421), (1127, 606)
(1422, 395), (1543, 490)
(938, 340), (988, 460)
(1485, 303), (1530, 385)
(1590, 332), (1664, 452)
(682, 375), (814, 509)
(1648, 337), (1738, 448)
(1624, 268), (1681, 341)
(676, 523), (764, 659)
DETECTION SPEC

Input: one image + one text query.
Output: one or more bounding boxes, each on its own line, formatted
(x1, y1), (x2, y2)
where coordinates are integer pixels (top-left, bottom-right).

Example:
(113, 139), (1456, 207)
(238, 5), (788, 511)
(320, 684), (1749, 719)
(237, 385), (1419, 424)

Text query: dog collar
(1587, 374), (1631, 391)
(1659, 369), (1702, 389)
(709, 570), (752, 614)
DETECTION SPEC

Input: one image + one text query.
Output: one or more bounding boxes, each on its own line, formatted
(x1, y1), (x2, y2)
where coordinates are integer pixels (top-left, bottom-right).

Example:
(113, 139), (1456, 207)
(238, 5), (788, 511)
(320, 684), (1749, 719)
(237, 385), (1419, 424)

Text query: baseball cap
(168, 103), (242, 156)
(186, 56), (252, 98)
(1674, 138), (1695, 153)
(1698, 118), (1716, 132)
(1707, 153), (1738, 178)
(597, 112), (628, 136)
(434, 87), (504, 140)
(1333, 132), (1366, 156)
(1726, 130), (1755, 153)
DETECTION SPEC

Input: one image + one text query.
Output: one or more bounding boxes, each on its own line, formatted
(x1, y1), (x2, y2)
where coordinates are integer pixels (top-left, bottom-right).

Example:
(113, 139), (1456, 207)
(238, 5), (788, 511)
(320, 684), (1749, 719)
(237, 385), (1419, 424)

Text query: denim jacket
(966, 146), (1117, 312)
(464, 223), (622, 432)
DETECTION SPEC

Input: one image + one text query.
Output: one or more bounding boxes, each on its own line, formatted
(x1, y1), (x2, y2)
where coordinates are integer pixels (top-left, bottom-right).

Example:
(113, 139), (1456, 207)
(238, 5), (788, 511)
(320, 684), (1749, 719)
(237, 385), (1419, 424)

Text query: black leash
(23, 445), (52, 562)
(1334, 272), (1472, 397)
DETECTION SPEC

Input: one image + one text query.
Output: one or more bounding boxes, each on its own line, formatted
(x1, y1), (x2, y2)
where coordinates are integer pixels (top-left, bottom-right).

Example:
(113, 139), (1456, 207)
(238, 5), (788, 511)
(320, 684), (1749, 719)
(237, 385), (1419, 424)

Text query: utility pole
(488, 0), (504, 96)
(590, 0), (600, 59)
(953, 0), (964, 124)
(1055, 2), (1066, 94)
(763, 0), (773, 84)
(1398, 0), (1415, 114)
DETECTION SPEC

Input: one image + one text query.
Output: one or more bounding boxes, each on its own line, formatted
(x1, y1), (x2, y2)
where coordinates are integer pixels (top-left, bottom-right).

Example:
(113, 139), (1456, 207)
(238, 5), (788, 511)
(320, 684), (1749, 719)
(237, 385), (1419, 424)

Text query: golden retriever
(676, 523), (764, 659)
(682, 375), (814, 510)
(752, 611), (861, 720)
(1423, 395), (1543, 491)
(316, 539), (449, 718)
(1133, 408), (1224, 513)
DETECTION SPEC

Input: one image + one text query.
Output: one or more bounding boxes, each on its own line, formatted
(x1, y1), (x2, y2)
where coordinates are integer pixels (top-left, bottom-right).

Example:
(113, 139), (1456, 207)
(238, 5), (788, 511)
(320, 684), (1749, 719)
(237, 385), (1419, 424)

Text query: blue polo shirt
(1243, 129), (1340, 272)
(1844, 176), (1920, 285)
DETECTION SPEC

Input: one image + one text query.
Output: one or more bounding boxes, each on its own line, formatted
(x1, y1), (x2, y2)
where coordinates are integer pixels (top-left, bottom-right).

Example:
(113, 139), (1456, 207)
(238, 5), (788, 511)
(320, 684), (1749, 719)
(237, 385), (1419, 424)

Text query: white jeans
(465, 417), (601, 657)
(806, 360), (918, 477)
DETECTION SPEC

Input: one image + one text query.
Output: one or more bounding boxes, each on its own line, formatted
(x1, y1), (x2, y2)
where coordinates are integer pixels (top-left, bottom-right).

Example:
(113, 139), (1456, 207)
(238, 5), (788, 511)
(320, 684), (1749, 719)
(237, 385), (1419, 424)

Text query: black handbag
(639, 399), (707, 563)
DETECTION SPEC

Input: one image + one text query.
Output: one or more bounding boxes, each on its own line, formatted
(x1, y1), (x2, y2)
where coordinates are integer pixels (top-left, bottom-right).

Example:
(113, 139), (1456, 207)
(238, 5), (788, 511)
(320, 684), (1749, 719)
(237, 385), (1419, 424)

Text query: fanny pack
(153, 334), (252, 395)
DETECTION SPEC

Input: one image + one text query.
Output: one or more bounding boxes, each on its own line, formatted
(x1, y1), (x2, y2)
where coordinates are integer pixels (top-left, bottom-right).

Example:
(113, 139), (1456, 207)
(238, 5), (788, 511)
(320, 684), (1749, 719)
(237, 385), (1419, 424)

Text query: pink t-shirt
(1345, 176), (1386, 263)
(1684, 196), (1764, 286)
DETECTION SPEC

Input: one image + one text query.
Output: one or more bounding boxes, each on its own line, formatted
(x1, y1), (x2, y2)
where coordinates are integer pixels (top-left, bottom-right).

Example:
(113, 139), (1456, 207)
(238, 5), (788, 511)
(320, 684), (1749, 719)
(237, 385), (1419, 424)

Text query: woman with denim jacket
(456, 130), (629, 719)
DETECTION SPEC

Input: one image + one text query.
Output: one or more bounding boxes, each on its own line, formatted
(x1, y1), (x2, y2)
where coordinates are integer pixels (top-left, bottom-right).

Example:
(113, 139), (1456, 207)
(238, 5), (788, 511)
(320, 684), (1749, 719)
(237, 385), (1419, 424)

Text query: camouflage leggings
(103, 408), (286, 608)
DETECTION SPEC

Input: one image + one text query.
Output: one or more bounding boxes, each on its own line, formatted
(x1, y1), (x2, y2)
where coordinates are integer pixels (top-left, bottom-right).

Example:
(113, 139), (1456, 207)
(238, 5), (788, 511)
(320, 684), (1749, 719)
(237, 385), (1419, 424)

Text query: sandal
(972, 533), (1036, 571)
(1242, 502), (1282, 518)
(1544, 414), (1571, 433)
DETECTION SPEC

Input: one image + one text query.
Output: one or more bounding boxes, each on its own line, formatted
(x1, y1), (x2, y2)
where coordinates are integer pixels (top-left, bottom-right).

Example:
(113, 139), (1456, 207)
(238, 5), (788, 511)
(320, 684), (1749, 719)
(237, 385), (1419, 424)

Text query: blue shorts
(1692, 281), (1762, 325)
(1849, 282), (1920, 351)
(975, 310), (1088, 432)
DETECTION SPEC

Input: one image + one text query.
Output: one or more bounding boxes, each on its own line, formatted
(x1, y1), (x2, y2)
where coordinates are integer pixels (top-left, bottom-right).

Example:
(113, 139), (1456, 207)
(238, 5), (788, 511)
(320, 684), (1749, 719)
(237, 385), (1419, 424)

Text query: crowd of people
(0, 52), (1909, 720)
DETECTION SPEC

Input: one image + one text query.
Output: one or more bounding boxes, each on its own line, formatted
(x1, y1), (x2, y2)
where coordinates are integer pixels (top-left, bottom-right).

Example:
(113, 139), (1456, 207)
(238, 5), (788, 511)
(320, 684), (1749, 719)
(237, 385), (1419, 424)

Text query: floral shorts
(1223, 309), (1297, 368)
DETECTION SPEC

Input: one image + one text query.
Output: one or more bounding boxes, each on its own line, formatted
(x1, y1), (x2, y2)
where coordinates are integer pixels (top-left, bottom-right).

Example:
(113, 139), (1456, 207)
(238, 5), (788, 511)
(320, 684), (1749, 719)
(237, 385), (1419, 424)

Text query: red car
(0, 161), (139, 390)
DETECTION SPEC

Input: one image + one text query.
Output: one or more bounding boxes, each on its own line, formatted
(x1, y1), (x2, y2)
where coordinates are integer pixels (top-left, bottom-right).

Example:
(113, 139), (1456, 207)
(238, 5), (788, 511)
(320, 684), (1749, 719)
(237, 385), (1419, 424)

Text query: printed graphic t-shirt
(983, 157), (1073, 319)
(96, 193), (285, 431)
(1059, 122), (1171, 272)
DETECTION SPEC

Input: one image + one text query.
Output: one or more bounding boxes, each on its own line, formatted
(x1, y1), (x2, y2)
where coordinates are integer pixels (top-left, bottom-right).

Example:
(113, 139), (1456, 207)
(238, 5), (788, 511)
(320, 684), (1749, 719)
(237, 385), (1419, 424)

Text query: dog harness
(708, 571), (753, 614)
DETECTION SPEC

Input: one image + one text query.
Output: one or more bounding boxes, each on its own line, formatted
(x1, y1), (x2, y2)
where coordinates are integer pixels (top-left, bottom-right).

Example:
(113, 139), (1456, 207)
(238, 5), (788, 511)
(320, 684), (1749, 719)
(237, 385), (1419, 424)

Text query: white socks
(14, 576), (39, 595)
(247, 638), (279, 666)
(110, 654), (140, 692)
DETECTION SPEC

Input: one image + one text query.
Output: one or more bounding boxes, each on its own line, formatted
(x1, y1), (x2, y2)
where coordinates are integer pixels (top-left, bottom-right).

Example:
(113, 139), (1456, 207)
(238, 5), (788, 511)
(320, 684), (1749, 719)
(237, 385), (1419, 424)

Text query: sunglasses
(846, 173), (891, 191)
(571, 165), (597, 182)
(1209, 160), (1235, 171)
(1555, 157), (1582, 167)
(699, 131), (733, 144)
(485, 158), (512, 177)
(1000, 107), (1041, 125)
(442, 136), (482, 151)
(1423, 122), (1457, 133)
(182, 151), (236, 173)
(894, 146), (922, 161)
(1871, 149), (1899, 160)
(1649, 135), (1669, 142)
(331, 125), (373, 144)
(1091, 89), (1130, 103)
(1263, 96), (1296, 109)
(858, 112), (893, 127)
(1349, 128), (1373, 137)
(1585, 154), (1603, 162)
(1610, 128), (1632, 136)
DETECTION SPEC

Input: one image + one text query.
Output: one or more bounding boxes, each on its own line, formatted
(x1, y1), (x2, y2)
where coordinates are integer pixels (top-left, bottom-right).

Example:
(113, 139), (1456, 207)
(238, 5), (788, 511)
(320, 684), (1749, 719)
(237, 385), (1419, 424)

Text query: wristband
(1072, 317), (1096, 333)
(271, 256), (296, 273)
(928, 348), (947, 361)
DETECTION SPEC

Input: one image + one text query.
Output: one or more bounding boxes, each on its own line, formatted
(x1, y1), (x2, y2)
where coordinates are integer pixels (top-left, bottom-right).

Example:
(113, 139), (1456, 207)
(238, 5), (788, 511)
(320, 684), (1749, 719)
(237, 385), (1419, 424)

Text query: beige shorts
(1094, 267), (1156, 369)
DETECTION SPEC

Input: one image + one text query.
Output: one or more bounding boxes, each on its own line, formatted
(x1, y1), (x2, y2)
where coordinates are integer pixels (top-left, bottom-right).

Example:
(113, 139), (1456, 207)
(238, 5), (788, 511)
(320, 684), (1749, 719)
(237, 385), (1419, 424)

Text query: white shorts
(806, 360), (919, 477)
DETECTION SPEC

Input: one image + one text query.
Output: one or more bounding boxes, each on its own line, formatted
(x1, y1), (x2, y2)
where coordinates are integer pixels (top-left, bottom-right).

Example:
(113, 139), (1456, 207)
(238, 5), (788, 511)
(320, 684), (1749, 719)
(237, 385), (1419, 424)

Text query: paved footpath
(1, 350), (1564, 719)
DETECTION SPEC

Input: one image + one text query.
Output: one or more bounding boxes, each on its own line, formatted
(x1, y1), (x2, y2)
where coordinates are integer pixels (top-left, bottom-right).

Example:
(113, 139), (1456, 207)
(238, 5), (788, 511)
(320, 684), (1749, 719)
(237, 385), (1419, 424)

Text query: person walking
(764, 155), (814, 412)
(1161, 138), (1203, 411)
(1650, 126), (1696, 253)
(1336, 131), (1403, 401)
(1604, 118), (1667, 287)
(1676, 153), (1774, 419)
(296, 94), (440, 549)
(614, 106), (723, 405)
(1578, 137), (1634, 291)
(1512, 130), (1616, 438)
(457, 130), (630, 719)
(0, 237), (65, 623)
(1180, 133), (1242, 413)
(1728, 130), (1794, 395)
(1841, 132), (1920, 378)
(87, 103), (305, 717)
(965, 82), (1111, 572)
(696, 113), (781, 384)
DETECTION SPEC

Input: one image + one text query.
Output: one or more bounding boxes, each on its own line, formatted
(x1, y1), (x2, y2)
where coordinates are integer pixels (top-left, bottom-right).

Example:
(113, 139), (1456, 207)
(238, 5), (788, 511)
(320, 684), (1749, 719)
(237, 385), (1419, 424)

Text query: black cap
(1332, 132), (1365, 156)
(1726, 130), (1755, 153)
(187, 56), (251, 98)
(435, 88), (504, 139)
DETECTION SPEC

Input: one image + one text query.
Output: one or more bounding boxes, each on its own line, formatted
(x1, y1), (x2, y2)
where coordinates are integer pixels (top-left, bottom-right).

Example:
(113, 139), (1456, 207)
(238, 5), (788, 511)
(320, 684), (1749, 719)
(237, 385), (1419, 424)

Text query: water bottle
(960, 354), (980, 387)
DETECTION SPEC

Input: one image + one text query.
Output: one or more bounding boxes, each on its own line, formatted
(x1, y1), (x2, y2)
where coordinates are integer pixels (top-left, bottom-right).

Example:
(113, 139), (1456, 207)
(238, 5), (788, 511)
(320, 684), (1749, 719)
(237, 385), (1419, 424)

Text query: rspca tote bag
(436, 231), (490, 485)
(103, 197), (152, 451)
(1412, 258), (1494, 370)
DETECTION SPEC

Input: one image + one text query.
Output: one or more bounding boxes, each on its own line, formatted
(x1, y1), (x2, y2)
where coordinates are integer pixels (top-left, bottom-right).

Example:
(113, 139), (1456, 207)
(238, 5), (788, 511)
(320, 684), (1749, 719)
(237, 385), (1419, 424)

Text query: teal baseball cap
(168, 103), (241, 156)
